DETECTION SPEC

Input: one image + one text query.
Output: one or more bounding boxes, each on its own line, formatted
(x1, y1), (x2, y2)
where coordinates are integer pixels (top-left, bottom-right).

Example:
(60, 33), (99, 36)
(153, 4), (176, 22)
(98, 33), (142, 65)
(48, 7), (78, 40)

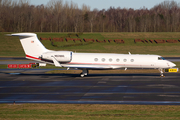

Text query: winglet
(51, 56), (62, 67)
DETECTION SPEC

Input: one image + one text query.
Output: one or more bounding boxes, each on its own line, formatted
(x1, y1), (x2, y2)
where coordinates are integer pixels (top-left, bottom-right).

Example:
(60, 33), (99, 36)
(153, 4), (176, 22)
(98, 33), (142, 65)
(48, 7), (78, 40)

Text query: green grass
(0, 65), (8, 69)
(1, 32), (180, 57)
(1, 104), (180, 120)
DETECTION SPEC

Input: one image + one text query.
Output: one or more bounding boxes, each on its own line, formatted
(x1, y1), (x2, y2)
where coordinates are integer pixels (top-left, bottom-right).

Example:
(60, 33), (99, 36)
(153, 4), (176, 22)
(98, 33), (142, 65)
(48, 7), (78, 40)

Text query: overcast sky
(28, 0), (180, 10)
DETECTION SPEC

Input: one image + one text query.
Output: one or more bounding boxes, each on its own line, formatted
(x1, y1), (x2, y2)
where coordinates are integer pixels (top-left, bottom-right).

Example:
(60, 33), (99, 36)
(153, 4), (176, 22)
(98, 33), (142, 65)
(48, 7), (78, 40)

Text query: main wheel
(80, 73), (84, 77)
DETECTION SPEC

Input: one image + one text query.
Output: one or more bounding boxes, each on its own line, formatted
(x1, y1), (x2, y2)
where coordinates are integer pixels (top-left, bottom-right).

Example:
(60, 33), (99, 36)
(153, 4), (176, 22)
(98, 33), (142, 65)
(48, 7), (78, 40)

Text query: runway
(0, 71), (180, 105)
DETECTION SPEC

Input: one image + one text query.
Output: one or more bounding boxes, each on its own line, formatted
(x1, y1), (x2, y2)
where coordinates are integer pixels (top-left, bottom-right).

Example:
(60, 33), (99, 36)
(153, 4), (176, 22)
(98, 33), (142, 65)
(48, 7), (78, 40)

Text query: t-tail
(8, 33), (49, 61)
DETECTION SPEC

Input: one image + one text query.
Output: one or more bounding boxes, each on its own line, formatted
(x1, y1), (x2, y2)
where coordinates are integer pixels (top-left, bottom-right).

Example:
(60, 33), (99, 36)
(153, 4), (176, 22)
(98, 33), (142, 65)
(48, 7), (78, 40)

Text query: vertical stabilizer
(10, 33), (49, 59)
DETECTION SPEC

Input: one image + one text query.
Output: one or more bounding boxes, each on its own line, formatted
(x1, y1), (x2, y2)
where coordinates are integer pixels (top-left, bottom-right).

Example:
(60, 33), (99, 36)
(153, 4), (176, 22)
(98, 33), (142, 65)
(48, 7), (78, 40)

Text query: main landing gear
(80, 69), (88, 77)
(159, 68), (165, 77)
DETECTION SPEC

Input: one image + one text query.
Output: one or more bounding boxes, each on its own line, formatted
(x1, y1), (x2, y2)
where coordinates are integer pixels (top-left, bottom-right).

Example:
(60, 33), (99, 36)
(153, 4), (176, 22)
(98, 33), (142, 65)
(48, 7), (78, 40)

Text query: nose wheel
(159, 69), (165, 77)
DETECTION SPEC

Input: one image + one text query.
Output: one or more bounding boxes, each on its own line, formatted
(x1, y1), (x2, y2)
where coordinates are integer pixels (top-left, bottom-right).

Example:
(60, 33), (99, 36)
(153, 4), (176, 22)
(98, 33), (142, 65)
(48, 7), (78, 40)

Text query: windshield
(158, 57), (165, 60)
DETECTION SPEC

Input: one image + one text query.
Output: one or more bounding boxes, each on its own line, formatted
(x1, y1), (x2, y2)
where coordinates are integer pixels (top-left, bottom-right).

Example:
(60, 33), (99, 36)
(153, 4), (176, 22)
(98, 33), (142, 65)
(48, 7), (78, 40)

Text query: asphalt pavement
(0, 71), (180, 105)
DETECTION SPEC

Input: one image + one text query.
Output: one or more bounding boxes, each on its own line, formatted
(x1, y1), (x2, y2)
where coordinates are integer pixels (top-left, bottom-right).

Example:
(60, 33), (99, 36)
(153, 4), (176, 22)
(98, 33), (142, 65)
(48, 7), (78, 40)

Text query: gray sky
(29, 0), (180, 10)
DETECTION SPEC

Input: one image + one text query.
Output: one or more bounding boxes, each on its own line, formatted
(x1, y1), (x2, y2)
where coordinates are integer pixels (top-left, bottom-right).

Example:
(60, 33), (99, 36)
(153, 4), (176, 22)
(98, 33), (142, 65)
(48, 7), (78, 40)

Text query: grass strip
(1, 32), (180, 56)
(0, 104), (180, 120)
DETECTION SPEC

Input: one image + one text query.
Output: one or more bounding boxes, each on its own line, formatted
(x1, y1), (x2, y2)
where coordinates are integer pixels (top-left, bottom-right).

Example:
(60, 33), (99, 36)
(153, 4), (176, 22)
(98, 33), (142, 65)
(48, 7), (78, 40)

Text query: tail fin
(9, 33), (49, 59)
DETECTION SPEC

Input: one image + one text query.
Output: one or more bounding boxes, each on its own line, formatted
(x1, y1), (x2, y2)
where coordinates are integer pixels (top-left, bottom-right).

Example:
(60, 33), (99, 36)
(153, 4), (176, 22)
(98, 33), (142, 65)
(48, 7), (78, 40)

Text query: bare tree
(1, 0), (180, 32)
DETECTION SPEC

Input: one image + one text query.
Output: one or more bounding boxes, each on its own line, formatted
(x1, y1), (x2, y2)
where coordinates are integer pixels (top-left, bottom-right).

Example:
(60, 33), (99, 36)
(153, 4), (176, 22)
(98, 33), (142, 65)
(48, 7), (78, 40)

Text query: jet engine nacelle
(42, 51), (72, 62)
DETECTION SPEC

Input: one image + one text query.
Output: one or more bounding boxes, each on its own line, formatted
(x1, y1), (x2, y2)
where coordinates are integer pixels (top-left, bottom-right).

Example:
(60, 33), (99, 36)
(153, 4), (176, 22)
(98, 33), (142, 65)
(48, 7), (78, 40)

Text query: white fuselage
(59, 53), (175, 69)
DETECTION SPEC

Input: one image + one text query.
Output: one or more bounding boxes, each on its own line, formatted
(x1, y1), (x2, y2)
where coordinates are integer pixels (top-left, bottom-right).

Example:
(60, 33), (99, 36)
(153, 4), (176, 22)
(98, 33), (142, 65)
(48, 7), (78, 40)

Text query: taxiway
(0, 71), (180, 105)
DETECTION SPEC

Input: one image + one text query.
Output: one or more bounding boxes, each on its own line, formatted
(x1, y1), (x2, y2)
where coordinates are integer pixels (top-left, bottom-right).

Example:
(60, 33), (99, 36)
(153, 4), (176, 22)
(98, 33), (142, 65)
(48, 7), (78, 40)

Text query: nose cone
(169, 62), (176, 68)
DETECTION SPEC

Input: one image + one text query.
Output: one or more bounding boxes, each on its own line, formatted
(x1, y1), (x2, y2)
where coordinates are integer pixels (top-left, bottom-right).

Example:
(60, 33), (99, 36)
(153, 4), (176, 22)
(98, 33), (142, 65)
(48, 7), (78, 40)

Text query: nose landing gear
(159, 68), (165, 77)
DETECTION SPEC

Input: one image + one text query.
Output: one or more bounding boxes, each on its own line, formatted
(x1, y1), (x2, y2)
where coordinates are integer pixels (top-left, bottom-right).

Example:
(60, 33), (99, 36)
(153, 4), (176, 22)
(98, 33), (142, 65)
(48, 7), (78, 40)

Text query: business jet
(8, 33), (176, 77)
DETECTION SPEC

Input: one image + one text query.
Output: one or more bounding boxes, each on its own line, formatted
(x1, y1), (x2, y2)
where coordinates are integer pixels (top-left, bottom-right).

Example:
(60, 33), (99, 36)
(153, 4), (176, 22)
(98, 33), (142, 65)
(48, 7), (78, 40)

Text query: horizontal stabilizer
(7, 33), (35, 37)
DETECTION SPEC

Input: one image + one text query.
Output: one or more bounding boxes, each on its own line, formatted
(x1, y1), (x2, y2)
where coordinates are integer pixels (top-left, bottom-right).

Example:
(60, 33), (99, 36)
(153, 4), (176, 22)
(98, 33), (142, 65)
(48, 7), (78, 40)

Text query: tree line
(1, 0), (180, 32)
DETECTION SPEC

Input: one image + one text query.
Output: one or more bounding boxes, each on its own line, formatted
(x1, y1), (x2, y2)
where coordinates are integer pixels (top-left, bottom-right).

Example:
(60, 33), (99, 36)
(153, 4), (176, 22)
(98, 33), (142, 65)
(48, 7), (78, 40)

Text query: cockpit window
(158, 57), (165, 60)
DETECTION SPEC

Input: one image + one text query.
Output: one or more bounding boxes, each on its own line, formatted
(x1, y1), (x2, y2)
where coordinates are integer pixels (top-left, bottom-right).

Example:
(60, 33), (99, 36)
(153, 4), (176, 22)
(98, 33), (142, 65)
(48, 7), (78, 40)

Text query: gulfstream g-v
(8, 33), (176, 77)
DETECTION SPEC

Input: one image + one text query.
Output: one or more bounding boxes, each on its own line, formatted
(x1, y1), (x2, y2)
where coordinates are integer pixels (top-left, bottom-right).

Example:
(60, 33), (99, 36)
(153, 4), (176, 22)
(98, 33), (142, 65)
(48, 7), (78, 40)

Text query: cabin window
(158, 57), (165, 60)
(123, 59), (127, 62)
(102, 58), (105, 62)
(131, 59), (134, 62)
(109, 58), (112, 62)
(116, 59), (120, 62)
(94, 58), (98, 62)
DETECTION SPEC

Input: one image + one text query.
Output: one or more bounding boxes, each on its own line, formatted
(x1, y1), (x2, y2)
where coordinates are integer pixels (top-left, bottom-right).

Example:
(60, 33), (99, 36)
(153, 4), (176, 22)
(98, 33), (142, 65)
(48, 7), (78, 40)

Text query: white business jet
(8, 33), (176, 77)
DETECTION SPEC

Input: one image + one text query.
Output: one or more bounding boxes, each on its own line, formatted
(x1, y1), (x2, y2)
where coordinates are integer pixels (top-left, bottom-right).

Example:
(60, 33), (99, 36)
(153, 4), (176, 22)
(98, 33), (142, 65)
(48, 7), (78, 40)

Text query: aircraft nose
(169, 62), (176, 68)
